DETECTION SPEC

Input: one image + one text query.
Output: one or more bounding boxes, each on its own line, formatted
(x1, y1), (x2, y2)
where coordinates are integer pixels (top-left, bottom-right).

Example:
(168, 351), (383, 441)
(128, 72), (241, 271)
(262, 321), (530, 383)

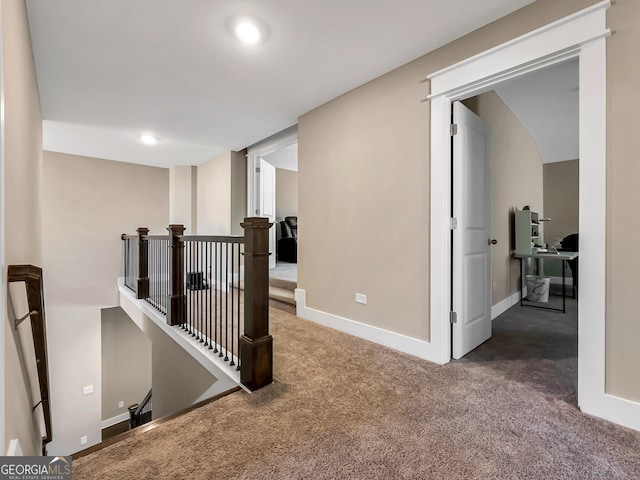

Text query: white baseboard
(491, 289), (524, 320)
(582, 393), (640, 432)
(6, 439), (23, 456)
(294, 289), (445, 364)
(101, 412), (129, 430)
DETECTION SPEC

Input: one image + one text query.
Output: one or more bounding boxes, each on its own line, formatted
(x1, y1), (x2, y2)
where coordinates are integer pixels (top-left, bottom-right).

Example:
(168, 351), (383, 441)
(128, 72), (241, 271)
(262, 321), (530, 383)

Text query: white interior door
(452, 101), (492, 359)
(259, 158), (277, 269)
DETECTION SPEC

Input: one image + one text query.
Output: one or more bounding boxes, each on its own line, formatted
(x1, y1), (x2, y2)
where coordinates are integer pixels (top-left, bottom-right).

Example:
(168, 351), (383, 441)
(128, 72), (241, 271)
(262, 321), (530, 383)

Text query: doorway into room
(247, 128), (299, 312)
(427, 0), (615, 424)
(450, 59), (580, 404)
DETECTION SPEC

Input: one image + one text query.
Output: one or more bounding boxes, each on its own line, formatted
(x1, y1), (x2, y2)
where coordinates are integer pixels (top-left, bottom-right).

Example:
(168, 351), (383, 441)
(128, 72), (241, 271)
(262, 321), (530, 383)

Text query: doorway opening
(247, 127), (299, 312)
(453, 59), (580, 404)
(428, 1), (610, 422)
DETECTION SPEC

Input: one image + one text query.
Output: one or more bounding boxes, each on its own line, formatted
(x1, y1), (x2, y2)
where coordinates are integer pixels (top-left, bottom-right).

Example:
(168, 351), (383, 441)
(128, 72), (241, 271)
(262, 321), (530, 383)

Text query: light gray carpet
(269, 262), (297, 283)
(73, 301), (640, 479)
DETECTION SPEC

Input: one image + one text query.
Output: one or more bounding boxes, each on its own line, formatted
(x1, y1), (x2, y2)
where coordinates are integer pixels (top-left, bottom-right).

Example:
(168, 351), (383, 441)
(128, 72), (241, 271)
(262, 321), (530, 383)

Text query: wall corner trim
(6, 439), (23, 457)
(294, 289), (445, 365)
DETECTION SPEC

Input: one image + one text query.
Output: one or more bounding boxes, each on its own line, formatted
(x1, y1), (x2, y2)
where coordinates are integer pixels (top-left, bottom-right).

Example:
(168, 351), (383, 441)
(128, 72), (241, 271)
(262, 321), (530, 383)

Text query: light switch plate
(82, 385), (93, 395)
(80, 436), (88, 446)
(118, 401), (124, 408)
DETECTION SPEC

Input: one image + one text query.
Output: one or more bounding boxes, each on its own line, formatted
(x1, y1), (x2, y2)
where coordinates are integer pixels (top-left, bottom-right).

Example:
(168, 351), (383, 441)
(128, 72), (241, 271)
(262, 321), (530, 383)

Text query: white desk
(513, 251), (578, 313)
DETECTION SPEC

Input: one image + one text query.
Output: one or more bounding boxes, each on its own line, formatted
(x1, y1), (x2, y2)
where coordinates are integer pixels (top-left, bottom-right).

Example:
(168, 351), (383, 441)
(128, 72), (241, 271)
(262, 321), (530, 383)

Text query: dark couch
(276, 216), (297, 263)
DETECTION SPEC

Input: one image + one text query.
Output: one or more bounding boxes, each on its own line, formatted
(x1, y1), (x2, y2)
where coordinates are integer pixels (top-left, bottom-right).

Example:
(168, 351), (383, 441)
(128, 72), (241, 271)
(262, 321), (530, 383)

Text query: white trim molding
(6, 439), (23, 456)
(246, 128), (298, 217)
(491, 289), (525, 321)
(101, 412), (130, 430)
(295, 289), (446, 365)
(429, 0), (640, 432)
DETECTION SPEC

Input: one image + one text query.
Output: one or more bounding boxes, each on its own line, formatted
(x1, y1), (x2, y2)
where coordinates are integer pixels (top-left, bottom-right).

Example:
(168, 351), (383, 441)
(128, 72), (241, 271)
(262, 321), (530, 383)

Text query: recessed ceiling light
(140, 134), (157, 145)
(234, 18), (262, 44)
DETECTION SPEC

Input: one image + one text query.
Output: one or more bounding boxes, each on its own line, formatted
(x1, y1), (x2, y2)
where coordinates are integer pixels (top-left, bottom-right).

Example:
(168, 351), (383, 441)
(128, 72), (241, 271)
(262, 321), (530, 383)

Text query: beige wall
(230, 150), (247, 236)
(169, 166), (197, 234)
(606, 0), (640, 401)
(197, 150), (247, 235)
(145, 320), (221, 419)
(101, 307), (151, 422)
(42, 151), (169, 455)
(464, 92), (544, 306)
(2, 0), (44, 456)
(117, 295), (235, 420)
(543, 160), (579, 248)
(276, 169), (298, 221)
(197, 152), (232, 234)
(298, 0), (597, 341)
(298, 4), (602, 350)
(101, 305), (220, 421)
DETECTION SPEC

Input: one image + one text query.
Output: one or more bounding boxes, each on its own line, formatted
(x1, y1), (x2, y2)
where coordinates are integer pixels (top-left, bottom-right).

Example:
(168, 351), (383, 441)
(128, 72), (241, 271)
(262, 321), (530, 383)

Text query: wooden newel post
(240, 217), (273, 391)
(136, 227), (149, 299)
(167, 224), (186, 326)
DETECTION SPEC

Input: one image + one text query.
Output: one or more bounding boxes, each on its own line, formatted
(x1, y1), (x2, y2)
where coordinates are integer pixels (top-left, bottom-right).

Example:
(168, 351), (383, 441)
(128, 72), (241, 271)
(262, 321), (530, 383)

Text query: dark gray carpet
(463, 288), (578, 405)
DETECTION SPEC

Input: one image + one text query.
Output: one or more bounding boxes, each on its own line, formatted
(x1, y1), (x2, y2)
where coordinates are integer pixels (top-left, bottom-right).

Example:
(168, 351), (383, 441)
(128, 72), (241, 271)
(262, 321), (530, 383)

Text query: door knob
(489, 239), (498, 245)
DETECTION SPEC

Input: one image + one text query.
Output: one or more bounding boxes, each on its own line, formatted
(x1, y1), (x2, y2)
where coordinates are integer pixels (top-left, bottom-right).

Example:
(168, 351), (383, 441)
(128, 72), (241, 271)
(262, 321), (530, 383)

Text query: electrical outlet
(355, 293), (367, 305)
(118, 401), (124, 408)
(82, 385), (93, 395)
(80, 436), (88, 446)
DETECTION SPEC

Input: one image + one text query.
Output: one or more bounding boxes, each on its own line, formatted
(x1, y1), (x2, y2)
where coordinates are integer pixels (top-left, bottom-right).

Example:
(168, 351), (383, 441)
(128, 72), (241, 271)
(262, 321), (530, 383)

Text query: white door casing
(246, 128), (298, 271)
(452, 102), (492, 359)
(259, 158), (277, 269)
(428, 2), (640, 432)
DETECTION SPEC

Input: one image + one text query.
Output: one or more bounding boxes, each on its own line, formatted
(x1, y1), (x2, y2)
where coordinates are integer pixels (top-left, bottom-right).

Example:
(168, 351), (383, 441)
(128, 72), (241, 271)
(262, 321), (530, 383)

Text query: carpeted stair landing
(73, 306), (640, 479)
(268, 276), (296, 312)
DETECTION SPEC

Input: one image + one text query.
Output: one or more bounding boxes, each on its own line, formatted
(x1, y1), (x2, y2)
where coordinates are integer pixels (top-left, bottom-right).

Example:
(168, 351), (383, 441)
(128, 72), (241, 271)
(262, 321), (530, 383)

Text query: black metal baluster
(237, 242), (241, 370)
(152, 240), (155, 308)
(214, 242), (219, 353)
(195, 241), (200, 340)
(186, 242), (190, 331)
(203, 242), (209, 346)
(224, 242), (229, 362)
(218, 241), (223, 357)
(207, 242), (214, 350)
(198, 241), (204, 342)
(191, 242), (196, 337)
(230, 242), (235, 367)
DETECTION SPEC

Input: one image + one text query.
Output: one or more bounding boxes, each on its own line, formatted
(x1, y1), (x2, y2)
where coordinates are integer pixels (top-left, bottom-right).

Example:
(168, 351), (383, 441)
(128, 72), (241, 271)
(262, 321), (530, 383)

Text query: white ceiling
(262, 143), (298, 172)
(26, 0), (534, 168)
(494, 59), (579, 164)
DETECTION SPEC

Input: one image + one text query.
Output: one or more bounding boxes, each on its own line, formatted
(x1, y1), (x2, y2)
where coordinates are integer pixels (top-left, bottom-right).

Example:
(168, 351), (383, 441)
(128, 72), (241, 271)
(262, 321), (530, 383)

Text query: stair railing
(121, 218), (273, 391)
(7, 265), (53, 454)
(128, 389), (152, 428)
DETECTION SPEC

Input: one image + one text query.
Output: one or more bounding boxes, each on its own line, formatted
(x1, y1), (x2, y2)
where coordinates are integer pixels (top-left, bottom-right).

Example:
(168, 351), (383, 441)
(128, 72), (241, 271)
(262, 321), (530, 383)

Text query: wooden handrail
(179, 235), (245, 243)
(7, 265), (52, 448)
